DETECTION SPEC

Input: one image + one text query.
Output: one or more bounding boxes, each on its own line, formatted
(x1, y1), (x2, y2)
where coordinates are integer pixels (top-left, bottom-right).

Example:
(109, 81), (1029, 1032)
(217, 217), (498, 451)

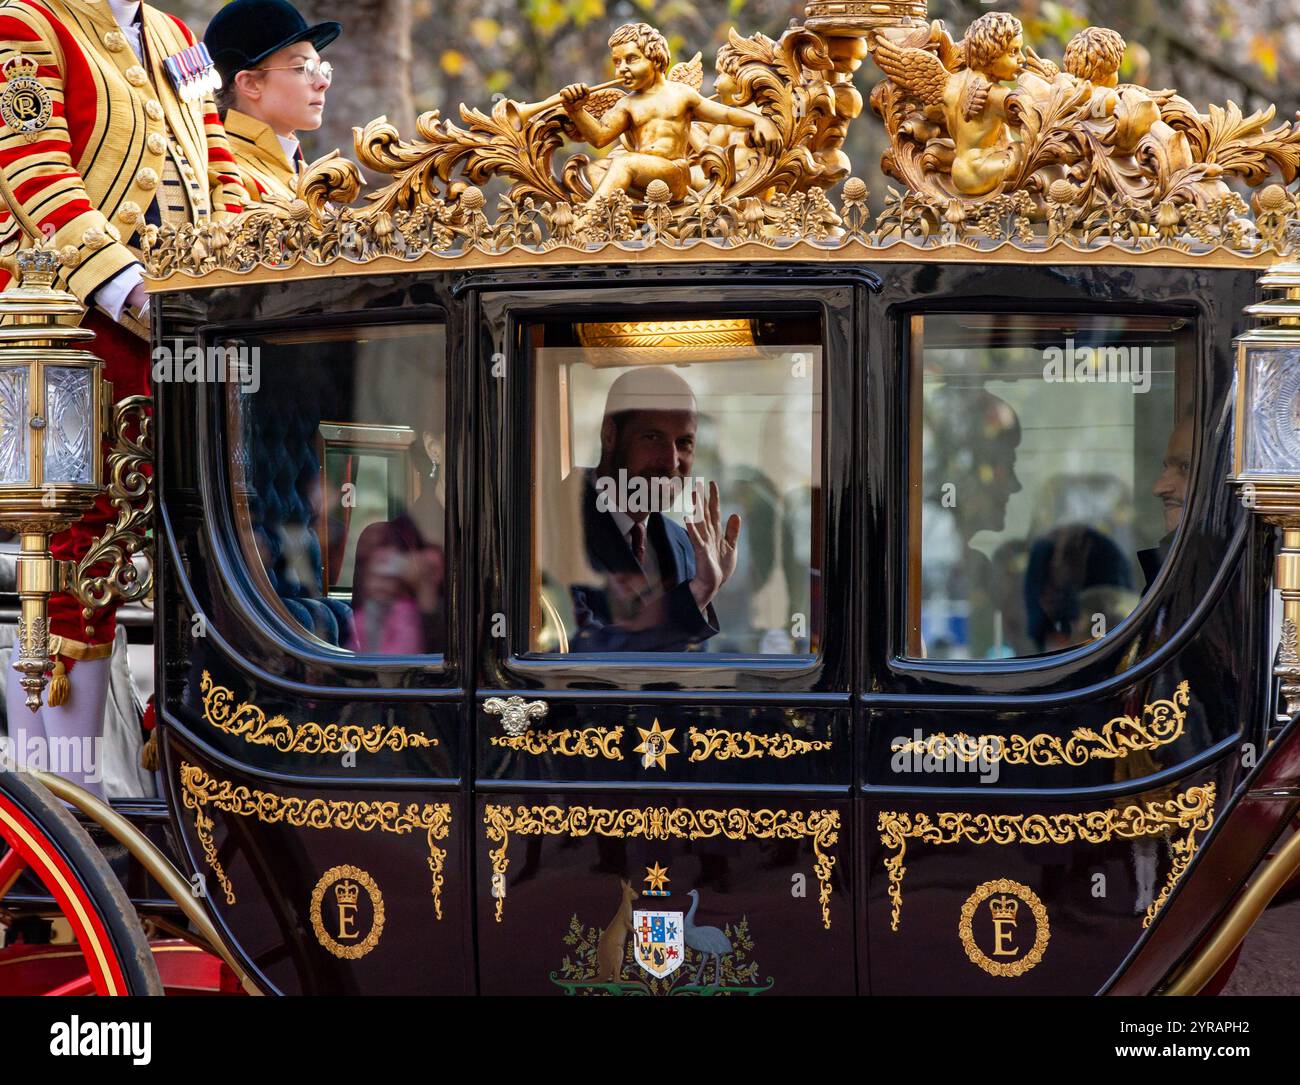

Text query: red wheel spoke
(0, 845), (26, 901)
(43, 973), (97, 997)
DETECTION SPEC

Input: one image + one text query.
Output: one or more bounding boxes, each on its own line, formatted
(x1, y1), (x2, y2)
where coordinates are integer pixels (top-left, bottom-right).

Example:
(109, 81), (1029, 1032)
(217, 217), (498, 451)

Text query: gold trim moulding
(179, 761), (452, 918)
(877, 783), (1215, 933)
(891, 681), (1189, 768)
(200, 671), (437, 755)
(483, 804), (840, 928)
(144, 230), (1284, 293)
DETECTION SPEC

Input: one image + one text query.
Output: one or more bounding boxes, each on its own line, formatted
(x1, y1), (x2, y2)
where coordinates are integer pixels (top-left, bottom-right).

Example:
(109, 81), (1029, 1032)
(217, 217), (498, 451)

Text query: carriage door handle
(483, 696), (548, 737)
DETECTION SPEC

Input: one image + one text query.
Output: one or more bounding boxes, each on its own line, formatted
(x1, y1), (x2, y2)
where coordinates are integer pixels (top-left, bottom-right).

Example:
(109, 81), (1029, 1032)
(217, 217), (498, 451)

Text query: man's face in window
(1153, 418), (1193, 535)
(608, 408), (697, 485)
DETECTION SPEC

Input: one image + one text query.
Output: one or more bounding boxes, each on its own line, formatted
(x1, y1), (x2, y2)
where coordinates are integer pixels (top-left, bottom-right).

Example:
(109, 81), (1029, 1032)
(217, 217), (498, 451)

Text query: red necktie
(629, 521), (646, 566)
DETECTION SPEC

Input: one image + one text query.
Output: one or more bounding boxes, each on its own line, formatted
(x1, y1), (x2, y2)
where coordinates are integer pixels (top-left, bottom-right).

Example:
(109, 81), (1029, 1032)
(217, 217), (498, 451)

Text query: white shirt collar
(276, 133), (300, 162)
(107, 0), (141, 29)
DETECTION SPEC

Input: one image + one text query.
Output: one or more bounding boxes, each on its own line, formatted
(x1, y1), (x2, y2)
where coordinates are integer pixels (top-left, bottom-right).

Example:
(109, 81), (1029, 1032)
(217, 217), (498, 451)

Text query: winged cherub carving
(872, 12), (1027, 197)
(559, 22), (778, 202)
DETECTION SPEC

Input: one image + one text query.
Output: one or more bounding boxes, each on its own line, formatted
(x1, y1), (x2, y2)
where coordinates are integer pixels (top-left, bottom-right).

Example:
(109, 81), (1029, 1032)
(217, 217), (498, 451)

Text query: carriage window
(222, 323), (447, 655)
(909, 312), (1193, 660)
(530, 315), (822, 656)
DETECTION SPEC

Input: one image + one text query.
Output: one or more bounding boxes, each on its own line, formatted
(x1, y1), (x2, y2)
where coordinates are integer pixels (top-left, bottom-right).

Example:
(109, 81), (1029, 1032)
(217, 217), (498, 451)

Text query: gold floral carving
(877, 783), (1215, 933)
(483, 804), (840, 928)
(179, 762), (451, 918)
(891, 680), (1189, 767)
(199, 671), (436, 755)
(958, 878), (1050, 978)
(688, 727), (832, 761)
(489, 726), (624, 759)
(309, 864), (385, 960)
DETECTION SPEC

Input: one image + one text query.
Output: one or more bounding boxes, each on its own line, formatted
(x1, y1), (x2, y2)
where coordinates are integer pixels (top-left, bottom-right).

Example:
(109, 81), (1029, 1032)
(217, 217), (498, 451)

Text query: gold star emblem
(635, 719), (677, 770)
(644, 862), (670, 892)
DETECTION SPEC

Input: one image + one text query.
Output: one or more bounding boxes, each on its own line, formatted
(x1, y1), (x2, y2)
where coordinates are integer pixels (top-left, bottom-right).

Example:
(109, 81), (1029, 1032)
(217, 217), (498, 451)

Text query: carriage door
(472, 279), (857, 994)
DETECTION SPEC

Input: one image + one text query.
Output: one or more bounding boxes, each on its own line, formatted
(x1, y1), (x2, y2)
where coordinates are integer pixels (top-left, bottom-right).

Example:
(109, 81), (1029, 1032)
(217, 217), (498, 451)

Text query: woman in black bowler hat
(204, 0), (341, 202)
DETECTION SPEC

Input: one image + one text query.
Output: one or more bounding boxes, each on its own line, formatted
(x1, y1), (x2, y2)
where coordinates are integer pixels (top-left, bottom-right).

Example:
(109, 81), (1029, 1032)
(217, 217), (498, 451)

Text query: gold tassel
(47, 660), (69, 707)
(141, 730), (158, 772)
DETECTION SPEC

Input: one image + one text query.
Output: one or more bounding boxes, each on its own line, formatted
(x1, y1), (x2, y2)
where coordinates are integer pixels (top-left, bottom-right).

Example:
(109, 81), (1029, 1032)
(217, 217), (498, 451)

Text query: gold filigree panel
(179, 762), (451, 918)
(877, 783), (1215, 932)
(688, 728), (832, 761)
(486, 723), (828, 764)
(200, 671), (436, 755)
(483, 804), (840, 928)
(891, 681), (1189, 768)
(490, 726), (624, 759)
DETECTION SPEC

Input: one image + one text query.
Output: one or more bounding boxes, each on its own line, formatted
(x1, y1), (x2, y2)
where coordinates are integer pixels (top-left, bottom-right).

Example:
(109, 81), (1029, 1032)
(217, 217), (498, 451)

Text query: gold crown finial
(989, 895), (1019, 921)
(14, 245), (60, 289)
(334, 879), (360, 907)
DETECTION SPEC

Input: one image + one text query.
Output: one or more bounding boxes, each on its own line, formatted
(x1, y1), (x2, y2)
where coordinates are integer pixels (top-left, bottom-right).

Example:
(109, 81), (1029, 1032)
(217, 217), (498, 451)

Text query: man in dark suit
(569, 368), (741, 652)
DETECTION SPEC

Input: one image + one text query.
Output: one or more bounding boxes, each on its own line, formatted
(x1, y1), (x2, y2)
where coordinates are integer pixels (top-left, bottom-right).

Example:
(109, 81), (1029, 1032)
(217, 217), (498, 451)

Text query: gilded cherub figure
(560, 22), (779, 202)
(872, 12), (1027, 197)
(1060, 28), (1199, 180)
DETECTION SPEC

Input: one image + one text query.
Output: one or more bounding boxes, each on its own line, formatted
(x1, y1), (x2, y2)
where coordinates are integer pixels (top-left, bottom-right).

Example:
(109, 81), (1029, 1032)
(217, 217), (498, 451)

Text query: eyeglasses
(257, 58), (333, 85)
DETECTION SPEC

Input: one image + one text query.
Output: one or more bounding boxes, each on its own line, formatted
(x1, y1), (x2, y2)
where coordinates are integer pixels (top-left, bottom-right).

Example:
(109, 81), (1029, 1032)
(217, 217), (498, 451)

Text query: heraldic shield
(633, 910), (684, 979)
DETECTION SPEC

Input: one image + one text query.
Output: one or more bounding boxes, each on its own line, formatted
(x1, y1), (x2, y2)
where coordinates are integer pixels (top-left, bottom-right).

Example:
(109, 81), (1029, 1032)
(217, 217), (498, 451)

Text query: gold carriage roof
(144, 1), (1300, 289)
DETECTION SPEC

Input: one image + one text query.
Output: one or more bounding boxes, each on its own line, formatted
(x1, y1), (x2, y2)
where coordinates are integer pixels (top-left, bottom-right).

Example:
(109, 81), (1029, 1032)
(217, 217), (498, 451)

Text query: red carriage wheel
(0, 769), (162, 996)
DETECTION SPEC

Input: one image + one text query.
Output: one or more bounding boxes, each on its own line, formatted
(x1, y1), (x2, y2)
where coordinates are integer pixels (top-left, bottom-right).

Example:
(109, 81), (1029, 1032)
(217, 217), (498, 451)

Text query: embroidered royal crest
(632, 909), (684, 978)
(0, 56), (52, 141)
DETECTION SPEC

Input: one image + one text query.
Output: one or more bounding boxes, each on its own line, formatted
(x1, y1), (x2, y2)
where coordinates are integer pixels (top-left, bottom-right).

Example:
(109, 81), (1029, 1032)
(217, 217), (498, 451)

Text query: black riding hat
(204, 0), (341, 84)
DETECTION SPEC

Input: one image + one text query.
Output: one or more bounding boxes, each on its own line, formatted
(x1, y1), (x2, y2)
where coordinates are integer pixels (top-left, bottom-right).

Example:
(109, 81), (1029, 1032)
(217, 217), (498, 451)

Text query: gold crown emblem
(2, 55), (38, 80)
(989, 895), (1019, 921)
(334, 879), (360, 907)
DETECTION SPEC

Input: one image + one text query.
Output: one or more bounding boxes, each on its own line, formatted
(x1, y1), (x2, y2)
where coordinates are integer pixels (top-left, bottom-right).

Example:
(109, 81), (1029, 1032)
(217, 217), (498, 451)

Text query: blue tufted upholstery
(241, 365), (354, 648)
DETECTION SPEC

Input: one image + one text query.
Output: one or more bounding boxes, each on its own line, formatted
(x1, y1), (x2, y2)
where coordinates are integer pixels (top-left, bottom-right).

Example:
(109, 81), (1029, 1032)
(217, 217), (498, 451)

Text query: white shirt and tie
(608, 508), (662, 585)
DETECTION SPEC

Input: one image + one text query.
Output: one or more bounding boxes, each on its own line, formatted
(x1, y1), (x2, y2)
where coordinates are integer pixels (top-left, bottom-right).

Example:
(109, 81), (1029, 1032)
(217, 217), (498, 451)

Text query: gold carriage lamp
(0, 248), (108, 710)
(1229, 261), (1300, 722)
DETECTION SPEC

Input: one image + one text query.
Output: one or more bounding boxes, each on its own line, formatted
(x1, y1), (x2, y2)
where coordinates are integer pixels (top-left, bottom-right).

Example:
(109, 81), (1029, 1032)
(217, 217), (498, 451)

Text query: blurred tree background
(177, 0), (1300, 199)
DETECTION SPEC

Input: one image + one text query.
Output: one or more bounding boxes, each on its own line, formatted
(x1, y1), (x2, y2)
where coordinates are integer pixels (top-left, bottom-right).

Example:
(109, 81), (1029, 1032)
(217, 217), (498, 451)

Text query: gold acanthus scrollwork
(483, 804), (840, 929)
(877, 783), (1215, 933)
(891, 680), (1189, 767)
(70, 395), (153, 612)
(179, 762), (452, 918)
(489, 726), (624, 759)
(687, 727), (833, 761)
(199, 671), (436, 755)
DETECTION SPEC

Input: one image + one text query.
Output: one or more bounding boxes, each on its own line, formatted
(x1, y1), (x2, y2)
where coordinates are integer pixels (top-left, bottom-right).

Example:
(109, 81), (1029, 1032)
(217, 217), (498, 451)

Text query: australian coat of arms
(551, 869), (773, 995)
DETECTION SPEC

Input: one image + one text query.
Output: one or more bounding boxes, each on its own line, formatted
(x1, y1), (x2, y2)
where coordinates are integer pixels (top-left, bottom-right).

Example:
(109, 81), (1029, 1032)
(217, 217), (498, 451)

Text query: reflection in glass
(222, 324), (447, 654)
(531, 317), (822, 656)
(911, 313), (1192, 659)
(0, 367), (29, 484)
(43, 366), (94, 484)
